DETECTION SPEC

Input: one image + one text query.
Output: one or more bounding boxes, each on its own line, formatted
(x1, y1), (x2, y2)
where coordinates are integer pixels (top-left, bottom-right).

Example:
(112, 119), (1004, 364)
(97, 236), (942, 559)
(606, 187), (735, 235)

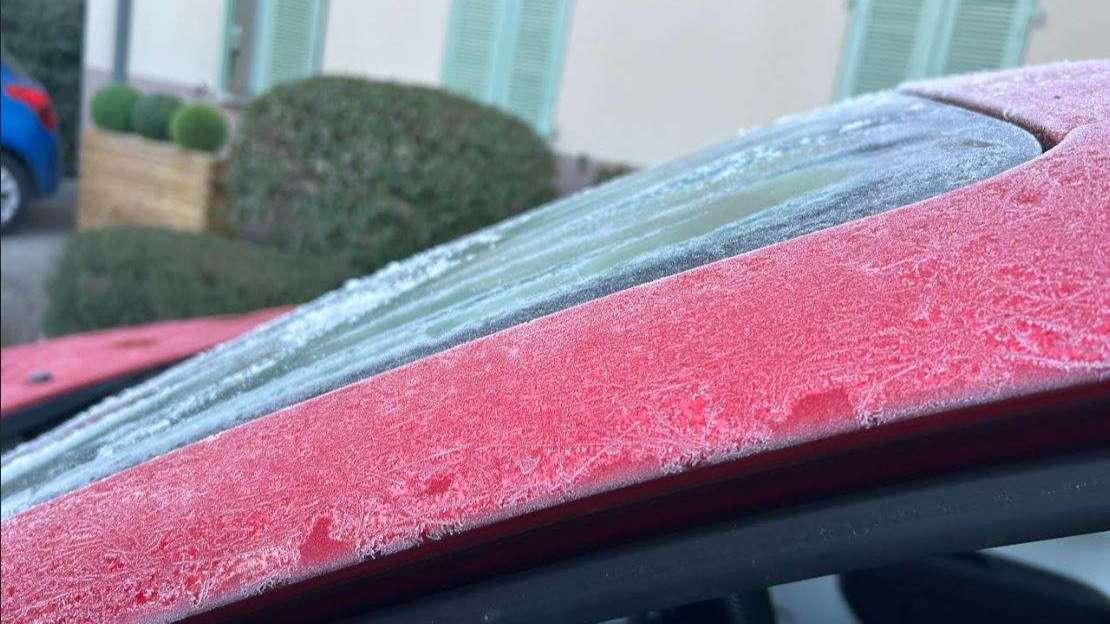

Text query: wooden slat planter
(78, 128), (230, 233)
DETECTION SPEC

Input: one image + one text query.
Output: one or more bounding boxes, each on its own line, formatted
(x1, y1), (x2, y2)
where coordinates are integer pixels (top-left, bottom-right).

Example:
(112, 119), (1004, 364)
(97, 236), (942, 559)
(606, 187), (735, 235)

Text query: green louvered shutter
(442, 0), (506, 102)
(930, 0), (1036, 75)
(837, 0), (1034, 99)
(253, 0), (327, 94)
(500, 0), (571, 135)
(443, 0), (571, 136)
(836, 0), (945, 98)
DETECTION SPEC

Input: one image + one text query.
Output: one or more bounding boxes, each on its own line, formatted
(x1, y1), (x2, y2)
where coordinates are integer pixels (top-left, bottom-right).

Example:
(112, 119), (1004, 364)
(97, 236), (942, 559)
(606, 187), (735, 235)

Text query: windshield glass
(0, 93), (1040, 519)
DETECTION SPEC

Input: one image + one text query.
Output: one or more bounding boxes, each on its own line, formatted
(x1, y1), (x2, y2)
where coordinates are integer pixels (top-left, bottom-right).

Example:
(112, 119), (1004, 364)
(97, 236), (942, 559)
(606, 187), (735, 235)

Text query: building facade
(84, 0), (1109, 165)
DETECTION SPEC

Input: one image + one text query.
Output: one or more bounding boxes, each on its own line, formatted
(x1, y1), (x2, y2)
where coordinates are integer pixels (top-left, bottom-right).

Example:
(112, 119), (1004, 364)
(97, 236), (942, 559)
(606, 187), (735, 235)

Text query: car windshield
(0, 93), (1040, 519)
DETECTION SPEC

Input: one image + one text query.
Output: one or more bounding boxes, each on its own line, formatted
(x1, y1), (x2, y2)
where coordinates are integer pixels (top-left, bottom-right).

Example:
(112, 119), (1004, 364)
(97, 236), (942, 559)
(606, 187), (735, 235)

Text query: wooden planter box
(78, 128), (230, 233)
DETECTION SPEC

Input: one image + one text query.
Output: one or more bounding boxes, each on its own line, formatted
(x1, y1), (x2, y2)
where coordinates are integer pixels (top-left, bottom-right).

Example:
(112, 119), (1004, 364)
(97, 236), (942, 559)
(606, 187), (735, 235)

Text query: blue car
(1, 53), (61, 233)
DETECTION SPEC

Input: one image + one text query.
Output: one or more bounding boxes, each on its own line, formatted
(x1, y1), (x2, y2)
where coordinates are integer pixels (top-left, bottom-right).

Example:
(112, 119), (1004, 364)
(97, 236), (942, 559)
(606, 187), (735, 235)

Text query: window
(221, 0), (328, 98)
(836, 0), (1037, 98)
(442, 0), (572, 136)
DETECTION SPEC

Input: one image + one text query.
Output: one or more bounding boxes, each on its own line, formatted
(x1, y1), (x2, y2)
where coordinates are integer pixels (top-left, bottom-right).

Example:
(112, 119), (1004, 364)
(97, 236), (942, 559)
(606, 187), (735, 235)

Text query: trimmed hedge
(131, 93), (182, 141)
(44, 227), (356, 336)
(0, 0), (84, 173)
(90, 84), (140, 132)
(170, 104), (228, 152)
(231, 77), (556, 271)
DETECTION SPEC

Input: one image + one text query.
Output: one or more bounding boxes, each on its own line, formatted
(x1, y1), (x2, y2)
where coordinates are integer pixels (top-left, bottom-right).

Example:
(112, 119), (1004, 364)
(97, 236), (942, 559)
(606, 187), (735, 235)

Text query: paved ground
(1, 180), (76, 345)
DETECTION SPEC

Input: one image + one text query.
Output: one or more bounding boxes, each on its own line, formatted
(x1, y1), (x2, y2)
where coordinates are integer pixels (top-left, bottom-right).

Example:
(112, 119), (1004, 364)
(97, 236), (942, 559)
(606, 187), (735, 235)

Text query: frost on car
(0, 94), (1040, 519)
(2, 61), (1108, 624)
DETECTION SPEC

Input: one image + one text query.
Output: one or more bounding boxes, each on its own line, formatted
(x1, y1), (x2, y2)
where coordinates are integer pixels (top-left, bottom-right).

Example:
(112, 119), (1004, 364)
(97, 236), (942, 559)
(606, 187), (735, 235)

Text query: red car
(1, 62), (1108, 623)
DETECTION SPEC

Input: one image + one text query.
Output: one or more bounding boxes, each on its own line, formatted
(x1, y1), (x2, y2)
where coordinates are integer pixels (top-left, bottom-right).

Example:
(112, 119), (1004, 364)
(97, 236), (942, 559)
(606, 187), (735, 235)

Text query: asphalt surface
(1, 179), (75, 345)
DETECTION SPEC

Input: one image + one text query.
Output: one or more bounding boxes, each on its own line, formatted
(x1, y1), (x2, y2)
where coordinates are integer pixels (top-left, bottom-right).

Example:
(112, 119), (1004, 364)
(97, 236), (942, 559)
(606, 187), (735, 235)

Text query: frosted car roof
(905, 60), (1110, 147)
(0, 93), (1039, 519)
(4, 107), (1106, 624)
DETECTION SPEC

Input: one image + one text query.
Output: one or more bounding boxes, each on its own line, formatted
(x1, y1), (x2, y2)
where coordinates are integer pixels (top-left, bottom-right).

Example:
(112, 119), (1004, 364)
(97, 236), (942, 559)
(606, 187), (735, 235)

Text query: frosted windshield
(1, 93), (1040, 519)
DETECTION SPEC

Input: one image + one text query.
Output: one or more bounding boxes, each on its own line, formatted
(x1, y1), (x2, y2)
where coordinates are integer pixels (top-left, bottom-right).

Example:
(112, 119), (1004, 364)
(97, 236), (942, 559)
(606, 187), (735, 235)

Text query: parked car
(1, 52), (60, 233)
(0, 307), (289, 452)
(1, 62), (1107, 623)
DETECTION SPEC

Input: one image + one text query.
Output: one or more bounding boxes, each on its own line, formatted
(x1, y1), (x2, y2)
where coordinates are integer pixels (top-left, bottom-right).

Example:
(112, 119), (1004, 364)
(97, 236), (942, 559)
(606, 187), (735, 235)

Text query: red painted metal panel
(2, 119), (1107, 622)
(903, 60), (1110, 146)
(0, 307), (290, 418)
(3, 65), (1109, 622)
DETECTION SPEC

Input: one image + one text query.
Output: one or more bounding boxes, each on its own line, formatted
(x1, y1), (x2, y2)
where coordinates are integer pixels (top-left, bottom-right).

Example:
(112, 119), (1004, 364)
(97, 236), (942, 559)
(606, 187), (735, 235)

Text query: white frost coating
(0, 94), (1042, 519)
(838, 119), (872, 133)
(904, 60), (1110, 144)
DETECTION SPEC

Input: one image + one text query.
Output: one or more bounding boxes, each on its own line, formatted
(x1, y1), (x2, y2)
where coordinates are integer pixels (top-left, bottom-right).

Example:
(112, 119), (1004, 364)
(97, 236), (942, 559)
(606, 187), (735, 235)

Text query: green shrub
(131, 93), (182, 141)
(231, 76), (556, 271)
(44, 226), (356, 336)
(0, 0), (84, 173)
(90, 84), (141, 132)
(169, 104), (229, 152)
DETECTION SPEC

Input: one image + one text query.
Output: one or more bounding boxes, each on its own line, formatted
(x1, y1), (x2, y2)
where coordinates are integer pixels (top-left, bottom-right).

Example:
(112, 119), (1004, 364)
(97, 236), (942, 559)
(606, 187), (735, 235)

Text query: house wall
(321, 0), (451, 85)
(319, 0), (848, 164)
(315, 0), (1110, 165)
(84, 0), (118, 71)
(129, 0), (227, 87)
(1026, 0), (1110, 64)
(554, 1), (848, 164)
(84, 0), (226, 89)
(84, 0), (1110, 166)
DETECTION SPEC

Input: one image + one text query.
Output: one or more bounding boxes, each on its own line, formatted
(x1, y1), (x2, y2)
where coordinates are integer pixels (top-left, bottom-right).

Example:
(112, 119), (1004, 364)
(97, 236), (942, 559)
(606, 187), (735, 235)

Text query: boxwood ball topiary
(131, 93), (183, 141)
(90, 84), (141, 132)
(231, 76), (557, 270)
(170, 104), (229, 152)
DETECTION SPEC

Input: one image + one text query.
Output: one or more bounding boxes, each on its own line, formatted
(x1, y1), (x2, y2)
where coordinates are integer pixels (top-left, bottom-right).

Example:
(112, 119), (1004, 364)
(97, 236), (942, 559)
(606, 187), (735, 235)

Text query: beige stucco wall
(83, 0), (118, 71)
(321, 0), (451, 84)
(1026, 0), (1110, 64)
(554, 1), (849, 164)
(128, 0), (227, 89)
(84, 0), (227, 90)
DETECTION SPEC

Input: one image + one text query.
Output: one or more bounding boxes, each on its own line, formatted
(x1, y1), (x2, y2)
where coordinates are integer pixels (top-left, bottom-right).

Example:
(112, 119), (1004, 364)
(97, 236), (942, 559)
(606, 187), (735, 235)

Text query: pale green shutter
(836, 0), (946, 98)
(442, 0), (505, 102)
(253, 0), (327, 94)
(500, 0), (571, 135)
(837, 0), (1035, 99)
(443, 0), (571, 136)
(930, 0), (1036, 75)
